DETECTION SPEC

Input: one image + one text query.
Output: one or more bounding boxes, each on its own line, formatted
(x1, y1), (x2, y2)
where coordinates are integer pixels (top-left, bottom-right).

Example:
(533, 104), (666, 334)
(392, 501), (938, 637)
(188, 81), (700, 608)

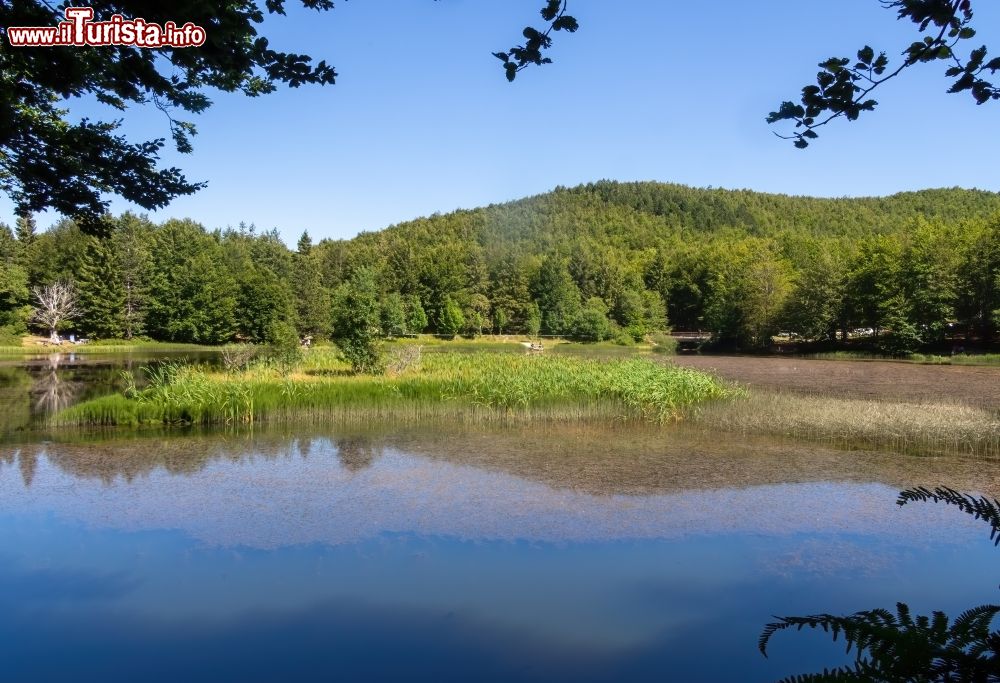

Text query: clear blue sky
(6, 0), (1000, 243)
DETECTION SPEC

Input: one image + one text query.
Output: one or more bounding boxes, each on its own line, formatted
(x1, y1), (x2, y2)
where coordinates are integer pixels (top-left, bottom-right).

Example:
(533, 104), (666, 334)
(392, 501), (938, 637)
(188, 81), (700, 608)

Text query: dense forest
(1, 181), (999, 352)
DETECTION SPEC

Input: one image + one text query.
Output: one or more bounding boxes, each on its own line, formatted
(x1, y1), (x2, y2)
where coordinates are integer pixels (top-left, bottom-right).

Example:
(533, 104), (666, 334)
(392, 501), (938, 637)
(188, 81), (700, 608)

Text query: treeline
(1, 181), (998, 351)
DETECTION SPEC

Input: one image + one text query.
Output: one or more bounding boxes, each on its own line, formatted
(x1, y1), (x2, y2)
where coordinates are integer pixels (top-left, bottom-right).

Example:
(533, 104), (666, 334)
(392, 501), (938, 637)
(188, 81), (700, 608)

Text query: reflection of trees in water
(18, 447), (39, 488)
(0, 367), (33, 434)
(296, 437), (313, 460)
(20, 423), (1000, 498)
(29, 430), (392, 484)
(0, 445), (43, 488)
(29, 354), (80, 415)
(36, 432), (337, 485)
(334, 436), (382, 473)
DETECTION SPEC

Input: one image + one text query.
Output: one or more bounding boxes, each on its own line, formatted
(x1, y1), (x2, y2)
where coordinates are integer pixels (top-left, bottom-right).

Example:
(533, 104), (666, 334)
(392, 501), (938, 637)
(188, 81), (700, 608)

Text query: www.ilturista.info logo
(7, 7), (206, 48)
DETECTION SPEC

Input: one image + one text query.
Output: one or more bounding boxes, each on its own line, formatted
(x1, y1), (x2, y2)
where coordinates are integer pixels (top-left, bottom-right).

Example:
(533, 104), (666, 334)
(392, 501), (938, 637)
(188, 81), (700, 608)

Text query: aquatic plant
(690, 391), (1000, 457)
(54, 350), (738, 427)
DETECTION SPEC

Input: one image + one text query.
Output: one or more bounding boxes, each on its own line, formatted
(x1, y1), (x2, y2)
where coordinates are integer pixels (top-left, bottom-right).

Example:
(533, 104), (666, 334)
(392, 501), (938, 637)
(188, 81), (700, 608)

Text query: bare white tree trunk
(31, 282), (79, 343)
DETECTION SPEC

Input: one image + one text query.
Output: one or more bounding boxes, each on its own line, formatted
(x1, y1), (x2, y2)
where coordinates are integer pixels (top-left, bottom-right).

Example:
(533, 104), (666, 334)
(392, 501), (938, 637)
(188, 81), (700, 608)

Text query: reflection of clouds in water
(0, 439), (988, 552)
(759, 537), (892, 579)
(0, 561), (141, 605)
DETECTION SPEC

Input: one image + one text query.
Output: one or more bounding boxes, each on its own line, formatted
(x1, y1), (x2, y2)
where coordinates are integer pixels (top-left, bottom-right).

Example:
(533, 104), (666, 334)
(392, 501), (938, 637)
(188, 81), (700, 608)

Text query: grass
(807, 350), (1000, 366)
(54, 350), (737, 428)
(689, 390), (1000, 457)
(0, 338), (217, 355)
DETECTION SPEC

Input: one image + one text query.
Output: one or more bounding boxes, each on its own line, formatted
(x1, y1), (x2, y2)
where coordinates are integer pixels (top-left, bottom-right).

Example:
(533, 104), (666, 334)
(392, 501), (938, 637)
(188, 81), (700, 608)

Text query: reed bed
(808, 351), (1000, 366)
(0, 341), (214, 355)
(690, 390), (1000, 457)
(55, 351), (738, 428)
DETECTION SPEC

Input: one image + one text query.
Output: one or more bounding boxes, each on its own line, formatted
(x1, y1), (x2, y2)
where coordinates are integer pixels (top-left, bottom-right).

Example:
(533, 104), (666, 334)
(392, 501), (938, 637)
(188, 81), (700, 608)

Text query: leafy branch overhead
(768, 0), (1000, 148)
(0, 1), (339, 223)
(494, 0), (579, 82)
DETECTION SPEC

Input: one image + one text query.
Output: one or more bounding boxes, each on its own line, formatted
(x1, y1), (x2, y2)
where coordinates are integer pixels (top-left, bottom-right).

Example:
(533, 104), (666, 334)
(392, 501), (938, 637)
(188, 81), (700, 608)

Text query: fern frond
(898, 486), (1000, 545)
(775, 664), (872, 683)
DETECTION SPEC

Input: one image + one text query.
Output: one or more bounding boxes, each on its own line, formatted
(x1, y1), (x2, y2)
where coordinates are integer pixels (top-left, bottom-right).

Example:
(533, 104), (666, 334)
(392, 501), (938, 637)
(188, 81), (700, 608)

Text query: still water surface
(1, 356), (998, 681)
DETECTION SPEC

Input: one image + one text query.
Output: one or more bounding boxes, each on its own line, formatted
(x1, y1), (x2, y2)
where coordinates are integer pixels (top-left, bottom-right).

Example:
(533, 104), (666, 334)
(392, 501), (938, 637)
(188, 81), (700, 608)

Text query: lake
(1, 354), (998, 681)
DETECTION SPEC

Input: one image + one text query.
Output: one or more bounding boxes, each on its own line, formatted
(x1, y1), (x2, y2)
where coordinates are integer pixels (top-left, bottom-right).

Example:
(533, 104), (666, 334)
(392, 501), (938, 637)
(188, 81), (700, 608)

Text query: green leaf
(552, 16), (579, 32)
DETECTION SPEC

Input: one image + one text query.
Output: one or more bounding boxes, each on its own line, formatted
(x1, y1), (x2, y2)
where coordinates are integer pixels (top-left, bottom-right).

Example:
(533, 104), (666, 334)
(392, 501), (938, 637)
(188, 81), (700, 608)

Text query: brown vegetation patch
(673, 355), (1000, 410)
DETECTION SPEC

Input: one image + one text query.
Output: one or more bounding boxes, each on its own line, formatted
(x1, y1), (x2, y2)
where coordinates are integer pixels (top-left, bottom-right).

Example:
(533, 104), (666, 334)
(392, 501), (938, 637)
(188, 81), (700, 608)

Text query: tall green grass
(55, 351), (738, 427)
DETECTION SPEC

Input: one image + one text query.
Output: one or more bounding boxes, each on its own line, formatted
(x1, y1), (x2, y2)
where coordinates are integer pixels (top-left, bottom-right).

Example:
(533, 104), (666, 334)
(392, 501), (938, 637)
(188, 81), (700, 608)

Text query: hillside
(4, 181), (999, 350)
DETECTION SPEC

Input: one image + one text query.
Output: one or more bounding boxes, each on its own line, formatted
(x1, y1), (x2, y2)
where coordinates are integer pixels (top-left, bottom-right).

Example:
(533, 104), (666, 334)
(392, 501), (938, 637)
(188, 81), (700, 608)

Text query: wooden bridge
(671, 331), (712, 351)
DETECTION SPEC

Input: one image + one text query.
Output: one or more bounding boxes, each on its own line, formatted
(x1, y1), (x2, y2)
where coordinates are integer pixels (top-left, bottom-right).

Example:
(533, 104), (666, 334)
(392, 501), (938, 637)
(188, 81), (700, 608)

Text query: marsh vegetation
(55, 349), (737, 428)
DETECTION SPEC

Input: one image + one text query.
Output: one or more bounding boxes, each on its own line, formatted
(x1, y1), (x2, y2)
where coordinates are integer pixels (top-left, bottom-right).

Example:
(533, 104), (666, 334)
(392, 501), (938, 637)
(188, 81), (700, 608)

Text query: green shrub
(612, 328), (635, 346)
(265, 320), (302, 369)
(0, 325), (22, 346)
(649, 331), (678, 355)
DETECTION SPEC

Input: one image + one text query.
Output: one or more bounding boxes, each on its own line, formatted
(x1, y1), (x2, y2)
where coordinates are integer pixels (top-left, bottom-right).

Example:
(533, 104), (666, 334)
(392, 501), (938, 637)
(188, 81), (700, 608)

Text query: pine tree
(76, 237), (125, 338)
(112, 213), (151, 339)
(14, 214), (36, 267)
(293, 250), (330, 337)
(297, 230), (312, 256)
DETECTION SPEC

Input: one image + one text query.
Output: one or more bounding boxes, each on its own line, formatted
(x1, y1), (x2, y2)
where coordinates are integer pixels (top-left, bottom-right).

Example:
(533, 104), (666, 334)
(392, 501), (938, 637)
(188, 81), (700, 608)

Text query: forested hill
(3, 181), (999, 350)
(356, 181), (1000, 249)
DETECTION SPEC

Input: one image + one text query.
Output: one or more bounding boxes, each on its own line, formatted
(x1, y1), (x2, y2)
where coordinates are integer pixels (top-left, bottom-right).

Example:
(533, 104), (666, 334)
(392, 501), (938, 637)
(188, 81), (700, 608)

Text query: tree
(3, 1), (997, 224)
(381, 292), (408, 338)
(0, 2), (577, 225)
(958, 218), (1000, 342)
(292, 249), (331, 338)
(535, 255), (582, 336)
(437, 296), (465, 338)
(877, 295), (924, 356)
(111, 213), (152, 339)
(234, 267), (295, 343)
(331, 268), (384, 374)
(30, 281), (79, 342)
(0, 223), (30, 338)
(526, 302), (542, 338)
(783, 240), (848, 341)
(0, 1), (339, 223)
(574, 297), (612, 341)
(406, 295), (428, 335)
(703, 239), (793, 349)
(769, 0), (999, 148)
(76, 236), (126, 338)
(14, 215), (37, 267)
(297, 231), (313, 256)
(144, 219), (238, 344)
(462, 293), (491, 338)
(900, 219), (962, 343)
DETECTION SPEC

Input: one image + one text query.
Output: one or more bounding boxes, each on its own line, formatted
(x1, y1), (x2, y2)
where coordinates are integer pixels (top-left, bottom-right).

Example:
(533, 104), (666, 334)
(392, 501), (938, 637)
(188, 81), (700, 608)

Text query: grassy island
(55, 350), (738, 428)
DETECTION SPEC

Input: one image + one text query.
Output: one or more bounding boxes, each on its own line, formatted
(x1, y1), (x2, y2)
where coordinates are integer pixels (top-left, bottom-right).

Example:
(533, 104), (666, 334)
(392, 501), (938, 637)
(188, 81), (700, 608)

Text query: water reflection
(0, 351), (221, 437)
(30, 354), (81, 414)
(335, 434), (382, 472)
(1, 424), (999, 681)
(8, 423), (1000, 497)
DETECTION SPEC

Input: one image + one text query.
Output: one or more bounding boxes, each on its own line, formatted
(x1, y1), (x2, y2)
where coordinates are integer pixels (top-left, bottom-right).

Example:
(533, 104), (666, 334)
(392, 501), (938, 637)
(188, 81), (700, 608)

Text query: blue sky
(6, 0), (1000, 242)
